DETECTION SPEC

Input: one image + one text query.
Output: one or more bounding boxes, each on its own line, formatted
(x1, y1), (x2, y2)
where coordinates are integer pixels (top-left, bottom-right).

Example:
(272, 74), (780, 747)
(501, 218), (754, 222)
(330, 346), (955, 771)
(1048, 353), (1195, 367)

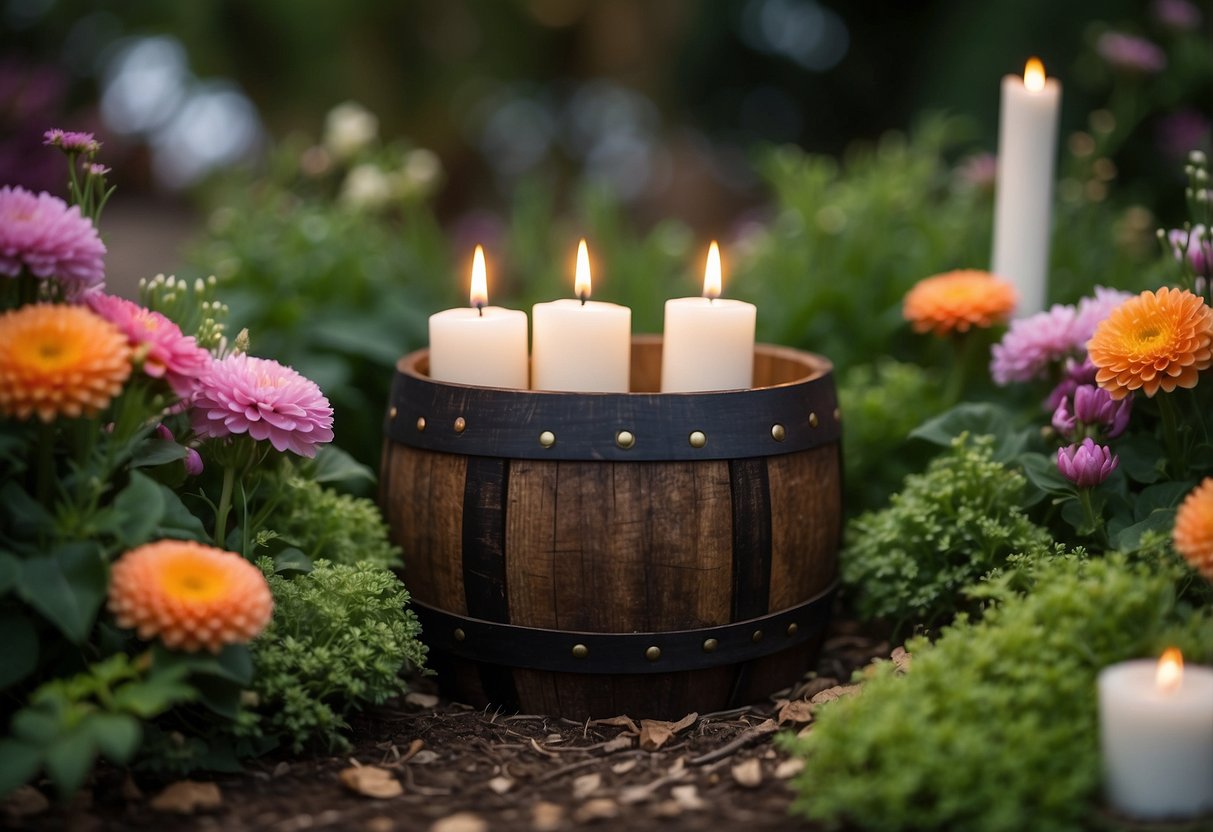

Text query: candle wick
(579, 292), (587, 306)
(475, 302), (485, 317)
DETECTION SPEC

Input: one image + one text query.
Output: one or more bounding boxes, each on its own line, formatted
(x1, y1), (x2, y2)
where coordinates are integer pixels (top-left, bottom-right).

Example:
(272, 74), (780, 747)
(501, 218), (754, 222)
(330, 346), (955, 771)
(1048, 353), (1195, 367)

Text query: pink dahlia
(990, 304), (1079, 385)
(1073, 287), (1134, 347)
(86, 293), (209, 398)
(42, 129), (101, 155)
(0, 185), (106, 295)
(191, 353), (334, 457)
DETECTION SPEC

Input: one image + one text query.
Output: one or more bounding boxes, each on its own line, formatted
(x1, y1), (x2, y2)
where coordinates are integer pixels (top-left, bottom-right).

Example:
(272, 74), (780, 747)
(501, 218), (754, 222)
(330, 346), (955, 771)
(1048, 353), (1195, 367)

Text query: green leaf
(1116, 433), (1166, 484)
(0, 551), (19, 594)
(0, 740), (42, 799)
(910, 404), (1028, 462)
(131, 438), (189, 469)
(85, 714), (141, 763)
(108, 471), (166, 546)
(1018, 452), (1074, 497)
(17, 543), (106, 643)
(43, 728), (97, 798)
(1113, 511), (1178, 553)
(152, 643), (254, 686)
(0, 610), (39, 689)
(111, 678), (196, 718)
(153, 485), (208, 541)
(0, 482), (55, 539)
(1134, 481), (1197, 521)
(304, 445), (376, 486)
(273, 547), (313, 575)
(11, 705), (60, 745)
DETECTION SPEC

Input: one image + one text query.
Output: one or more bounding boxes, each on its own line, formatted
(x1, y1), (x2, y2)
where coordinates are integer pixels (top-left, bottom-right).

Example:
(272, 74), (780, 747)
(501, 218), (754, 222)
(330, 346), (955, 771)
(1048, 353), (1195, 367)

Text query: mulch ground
(3, 621), (890, 832)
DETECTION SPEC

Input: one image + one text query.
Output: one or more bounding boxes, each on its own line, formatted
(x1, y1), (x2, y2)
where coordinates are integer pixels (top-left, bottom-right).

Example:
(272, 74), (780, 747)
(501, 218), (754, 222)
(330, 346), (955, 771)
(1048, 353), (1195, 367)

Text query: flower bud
(1057, 438), (1119, 488)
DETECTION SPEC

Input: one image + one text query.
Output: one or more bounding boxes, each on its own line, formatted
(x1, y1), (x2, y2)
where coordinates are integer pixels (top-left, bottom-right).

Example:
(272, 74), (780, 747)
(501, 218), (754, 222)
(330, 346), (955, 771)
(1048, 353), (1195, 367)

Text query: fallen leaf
(798, 677), (841, 699)
(601, 734), (633, 753)
(591, 715), (639, 734)
(149, 781), (223, 814)
(775, 758), (806, 779)
(731, 758), (763, 788)
(339, 766), (403, 799)
(487, 776), (513, 795)
(573, 798), (619, 823)
(639, 712), (698, 751)
(796, 724), (814, 739)
(809, 684), (861, 707)
(891, 646), (912, 673)
(1, 785), (48, 817)
(410, 750), (441, 765)
(429, 812), (488, 832)
(271, 761), (291, 779)
(405, 692), (440, 709)
(651, 800), (684, 818)
(572, 772), (602, 799)
(544, 733), (564, 743)
(611, 758), (638, 775)
(121, 774), (143, 802)
(667, 756), (687, 778)
(532, 801), (564, 831)
(400, 738), (426, 763)
(776, 698), (814, 725)
(366, 816), (395, 832)
(670, 784), (705, 810)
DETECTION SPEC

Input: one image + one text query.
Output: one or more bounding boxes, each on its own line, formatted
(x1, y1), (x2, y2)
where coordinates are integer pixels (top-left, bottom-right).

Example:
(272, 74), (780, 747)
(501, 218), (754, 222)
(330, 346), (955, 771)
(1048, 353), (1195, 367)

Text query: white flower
(323, 101), (378, 160)
(340, 164), (392, 211)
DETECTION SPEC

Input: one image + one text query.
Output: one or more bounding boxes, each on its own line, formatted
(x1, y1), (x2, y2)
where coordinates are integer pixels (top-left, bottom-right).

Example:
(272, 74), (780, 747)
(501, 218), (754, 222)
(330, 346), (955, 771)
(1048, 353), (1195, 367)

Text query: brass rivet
(834, 407), (841, 422)
(689, 430), (707, 449)
(571, 644), (589, 659)
(389, 406), (398, 419)
(454, 416), (467, 434)
(702, 638), (719, 653)
(539, 430), (556, 448)
(771, 424), (786, 442)
(751, 629), (764, 643)
(416, 416), (426, 432)
(786, 622), (799, 637)
(453, 628), (466, 642)
(645, 646), (662, 661)
(809, 412), (819, 428)
(616, 430), (635, 449)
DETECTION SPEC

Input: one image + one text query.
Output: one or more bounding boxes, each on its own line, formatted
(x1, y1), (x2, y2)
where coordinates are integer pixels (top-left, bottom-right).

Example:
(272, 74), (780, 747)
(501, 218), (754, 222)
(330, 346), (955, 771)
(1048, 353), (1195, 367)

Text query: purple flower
(1168, 225), (1212, 279)
(1153, 0), (1202, 30)
(1046, 357), (1099, 413)
(42, 129), (101, 155)
(153, 423), (204, 477)
(1052, 384), (1133, 440)
(1057, 438), (1119, 488)
(83, 162), (111, 177)
(1096, 32), (1167, 74)
(1156, 110), (1211, 163)
(990, 304), (1079, 385)
(191, 353), (335, 457)
(0, 185), (106, 295)
(1073, 287), (1134, 347)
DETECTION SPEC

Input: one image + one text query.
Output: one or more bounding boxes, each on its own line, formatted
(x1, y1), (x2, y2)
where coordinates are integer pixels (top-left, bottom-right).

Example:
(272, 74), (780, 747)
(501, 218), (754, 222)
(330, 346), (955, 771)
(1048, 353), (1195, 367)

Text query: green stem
(214, 465), (236, 546)
(943, 332), (975, 406)
(1078, 488), (1108, 550)
(1157, 393), (1184, 478)
(36, 421), (55, 506)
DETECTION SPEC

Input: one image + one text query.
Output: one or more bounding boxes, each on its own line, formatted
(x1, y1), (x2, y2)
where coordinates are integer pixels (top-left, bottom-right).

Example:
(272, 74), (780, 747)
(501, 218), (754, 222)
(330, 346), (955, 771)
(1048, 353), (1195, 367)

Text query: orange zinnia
(108, 540), (274, 653)
(1174, 478), (1213, 582)
(0, 303), (132, 422)
(903, 270), (1018, 336)
(1087, 287), (1213, 400)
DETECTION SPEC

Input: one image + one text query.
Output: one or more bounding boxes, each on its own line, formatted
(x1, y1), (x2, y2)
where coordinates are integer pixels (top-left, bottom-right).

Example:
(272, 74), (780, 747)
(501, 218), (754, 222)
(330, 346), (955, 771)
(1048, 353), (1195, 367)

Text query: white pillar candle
(531, 239), (631, 392)
(992, 57), (1061, 317)
(428, 245), (529, 388)
(661, 241), (757, 392)
(1098, 649), (1213, 820)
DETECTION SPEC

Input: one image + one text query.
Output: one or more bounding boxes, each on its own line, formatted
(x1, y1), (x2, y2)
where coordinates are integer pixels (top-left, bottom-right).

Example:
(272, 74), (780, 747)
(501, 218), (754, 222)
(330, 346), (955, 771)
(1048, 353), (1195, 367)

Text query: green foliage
(842, 434), (1051, 627)
(242, 560), (425, 752)
(786, 555), (1213, 832)
(261, 474), (401, 570)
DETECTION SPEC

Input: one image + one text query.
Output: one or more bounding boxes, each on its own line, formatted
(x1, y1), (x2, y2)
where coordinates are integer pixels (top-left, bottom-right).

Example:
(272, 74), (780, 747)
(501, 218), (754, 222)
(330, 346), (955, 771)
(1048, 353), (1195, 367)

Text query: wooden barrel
(381, 336), (841, 720)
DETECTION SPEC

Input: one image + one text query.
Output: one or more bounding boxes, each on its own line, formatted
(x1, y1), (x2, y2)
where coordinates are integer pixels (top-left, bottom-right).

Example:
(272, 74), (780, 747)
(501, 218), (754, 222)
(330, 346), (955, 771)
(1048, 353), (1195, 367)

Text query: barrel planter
(381, 336), (841, 720)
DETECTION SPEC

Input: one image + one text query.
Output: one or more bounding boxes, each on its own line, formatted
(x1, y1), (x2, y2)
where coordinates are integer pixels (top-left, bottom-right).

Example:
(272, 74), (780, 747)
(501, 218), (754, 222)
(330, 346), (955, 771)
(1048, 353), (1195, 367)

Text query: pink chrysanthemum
(1073, 287), (1135, 347)
(0, 185), (106, 295)
(86, 293), (210, 398)
(42, 129), (101, 155)
(990, 304), (1079, 385)
(191, 353), (334, 457)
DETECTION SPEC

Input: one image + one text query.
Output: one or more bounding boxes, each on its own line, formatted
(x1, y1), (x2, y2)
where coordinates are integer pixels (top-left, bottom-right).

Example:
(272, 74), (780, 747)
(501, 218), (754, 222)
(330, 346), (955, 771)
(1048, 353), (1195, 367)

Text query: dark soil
(3, 622), (889, 832)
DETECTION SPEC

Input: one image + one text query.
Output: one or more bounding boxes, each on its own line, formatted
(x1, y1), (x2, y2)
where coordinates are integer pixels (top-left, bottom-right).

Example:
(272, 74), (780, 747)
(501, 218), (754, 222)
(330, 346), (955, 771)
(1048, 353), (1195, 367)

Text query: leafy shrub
(787, 554), (1213, 832)
(243, 560), (425, 752)
(262, 475), (401, 570)
(842, 434), (1050, 628)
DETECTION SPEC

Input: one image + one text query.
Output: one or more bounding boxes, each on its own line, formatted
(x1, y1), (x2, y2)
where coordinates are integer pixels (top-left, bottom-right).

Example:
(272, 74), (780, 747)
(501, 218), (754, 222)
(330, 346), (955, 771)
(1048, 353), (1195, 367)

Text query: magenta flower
(0, 185), (106, 295)
(42, 129), (101, 155)
(1168, 225), (1212, 279)
(86, 293), (210, 398)
(1153, 0), (1202, 31)
(1096, 32), (1167, 74)
(1073, 287), (1134, 347)
(1057, 438), (1119, 488)
(990, 304), (1079, 385)
(1045, 357), (1099, 413)
(191, 354), (334, 457)
(84, 162), (111, 177)
(154, 423), (205, 476)
(1156, 111), (1211, 164)
(1052, 384), (1133, 440)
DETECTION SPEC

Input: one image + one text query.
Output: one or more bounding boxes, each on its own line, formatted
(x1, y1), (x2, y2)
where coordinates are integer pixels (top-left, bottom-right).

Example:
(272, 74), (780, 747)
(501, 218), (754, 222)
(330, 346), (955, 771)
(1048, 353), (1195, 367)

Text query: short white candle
(1098, 649), (1213, 820)
(531, 239), (632, 392)
(428, 245), (529, 388)
(992, 57), (1061, 317)
(661, 241), (756, 392)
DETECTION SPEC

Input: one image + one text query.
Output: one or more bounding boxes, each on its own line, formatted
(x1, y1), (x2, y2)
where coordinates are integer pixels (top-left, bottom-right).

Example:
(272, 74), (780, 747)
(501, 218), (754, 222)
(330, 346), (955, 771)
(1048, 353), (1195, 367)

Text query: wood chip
(121, 774), (143, 802)
(731, 758), (763, 788)
(339, 766), (403, 799)
(1, 785), (49, 817)
(591, 715), (639, 734)
(891, 645), (912, 673)
(409, 750), (441, 765)
(572, 772), (602, 799)
(601, 734), (633, 753)
(809, 684), (861, 707)
(399, 738), (426, 763)
(271, 761), (291, 779)
(487, 776), (513, 795)
(366, 817), (394, 832)
(797, 676), (841, 699)
(775, 758), (806, 779)
(776, 698), (814, 725)
(610, 759), (638, 775)
(429, 812), (488, 832)
(149, 781), (223, 814)
(573, 798), (619, 823)
(531, 801), (564, 831)
(638, 712), (697, 751)
(670, 784), (705, 810)
(405, 692), (440, 709)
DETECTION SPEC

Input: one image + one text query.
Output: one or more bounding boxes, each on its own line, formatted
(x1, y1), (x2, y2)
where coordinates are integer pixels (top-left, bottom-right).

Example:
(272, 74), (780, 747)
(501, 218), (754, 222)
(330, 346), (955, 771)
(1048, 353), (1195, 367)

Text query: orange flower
(903, 270), (1018, 336)
(0, 303), (132, 422)
(1088, 287), (1213, 400)
(108, 540), (273, 653)
(1174, 478), (1213, 582)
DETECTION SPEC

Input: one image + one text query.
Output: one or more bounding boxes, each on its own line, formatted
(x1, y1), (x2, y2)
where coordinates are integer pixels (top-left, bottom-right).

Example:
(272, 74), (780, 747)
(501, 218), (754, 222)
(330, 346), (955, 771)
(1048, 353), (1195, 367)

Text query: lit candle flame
(470, 245), (488, 311)
(703, 241), (723, 300)
(1156, 647), (1184, 693)
(1024, 57), (1046, 92)
(575, 238), (592, 303)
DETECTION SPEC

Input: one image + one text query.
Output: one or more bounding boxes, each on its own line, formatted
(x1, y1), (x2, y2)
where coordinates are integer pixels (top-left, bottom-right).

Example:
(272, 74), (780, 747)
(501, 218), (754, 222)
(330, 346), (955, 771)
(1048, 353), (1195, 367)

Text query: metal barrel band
(413, 580), (837, 675)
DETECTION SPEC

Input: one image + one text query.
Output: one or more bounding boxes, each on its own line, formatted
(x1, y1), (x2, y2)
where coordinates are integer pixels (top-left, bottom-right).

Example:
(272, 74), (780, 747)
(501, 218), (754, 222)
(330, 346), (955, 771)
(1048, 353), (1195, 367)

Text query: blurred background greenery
(2, 0), (1209, 503)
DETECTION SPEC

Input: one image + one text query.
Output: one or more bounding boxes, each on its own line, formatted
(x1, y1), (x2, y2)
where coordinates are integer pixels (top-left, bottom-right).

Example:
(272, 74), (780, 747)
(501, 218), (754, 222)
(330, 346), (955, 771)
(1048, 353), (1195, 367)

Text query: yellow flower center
(160, 557), (227, 601)
(19, 335), (81, 370)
